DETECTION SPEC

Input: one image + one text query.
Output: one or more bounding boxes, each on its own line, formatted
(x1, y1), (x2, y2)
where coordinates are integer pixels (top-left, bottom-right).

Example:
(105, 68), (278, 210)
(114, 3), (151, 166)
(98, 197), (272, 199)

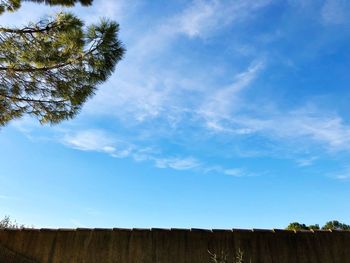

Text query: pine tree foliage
(0, 0), (92, 14)
(0, 12), (125, 125)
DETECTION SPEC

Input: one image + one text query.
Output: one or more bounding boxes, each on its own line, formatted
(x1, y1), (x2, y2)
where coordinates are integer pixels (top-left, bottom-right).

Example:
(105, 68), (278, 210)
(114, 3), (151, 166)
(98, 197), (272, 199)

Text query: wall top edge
(1, 228), (350, 233)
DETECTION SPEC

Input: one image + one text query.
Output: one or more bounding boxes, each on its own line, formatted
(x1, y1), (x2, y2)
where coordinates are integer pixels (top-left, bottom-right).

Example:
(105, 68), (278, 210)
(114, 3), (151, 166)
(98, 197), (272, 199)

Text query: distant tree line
(286, 220), (350, 231)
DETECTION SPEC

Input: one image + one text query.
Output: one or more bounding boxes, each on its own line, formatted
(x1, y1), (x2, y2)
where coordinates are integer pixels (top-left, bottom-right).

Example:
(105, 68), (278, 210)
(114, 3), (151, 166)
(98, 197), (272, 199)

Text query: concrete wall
(1, 228), (350, 263)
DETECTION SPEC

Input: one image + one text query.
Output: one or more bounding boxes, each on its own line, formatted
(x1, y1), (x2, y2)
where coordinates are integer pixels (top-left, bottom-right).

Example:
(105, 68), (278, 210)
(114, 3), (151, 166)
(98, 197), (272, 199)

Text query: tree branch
(0, 92), (69, 104)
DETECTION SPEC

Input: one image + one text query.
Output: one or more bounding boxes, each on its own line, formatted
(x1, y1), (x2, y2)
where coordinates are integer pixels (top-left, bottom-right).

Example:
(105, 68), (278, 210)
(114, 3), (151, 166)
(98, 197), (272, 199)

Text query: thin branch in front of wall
(208, 248), (252, 263)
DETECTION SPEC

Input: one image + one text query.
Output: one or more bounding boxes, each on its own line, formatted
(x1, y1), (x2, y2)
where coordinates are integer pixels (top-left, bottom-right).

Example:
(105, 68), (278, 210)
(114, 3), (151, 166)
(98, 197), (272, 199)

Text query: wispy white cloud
(281, 111), (350, 150)
(335, 174), (350, 180)
(127, 0), (272, 58)
(204, 165), (260, 177)
(153, 157), (201, 170)
(83, 0), (272, 124)
(63, 130), (132, 158)
(62, 129), (202, 171)
(60, 129), (257, 175)
(9, 117), (40, 134)
(250, 108), (350, 152)
(223, 168), (246, 177)
(296, 156), (318, 167)
(199, 60), (265, 125)
(176, 0), (272, 38)
(329, 167), (350, 181)
(176, 0), (221, 38)
(200, 76), (350, 153)
(321, 0), (350, 25)
(92, 0), (136, 22)
(85, 76), (171, 122)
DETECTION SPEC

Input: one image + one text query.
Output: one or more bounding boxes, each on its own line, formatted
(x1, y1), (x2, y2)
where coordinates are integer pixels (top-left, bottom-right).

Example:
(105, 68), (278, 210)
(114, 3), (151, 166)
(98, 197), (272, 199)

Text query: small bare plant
(235, 249), (244, 263)
(208, 248), (251, 263)
(208, 249), (228, 263)
(0, 215), (25, 229)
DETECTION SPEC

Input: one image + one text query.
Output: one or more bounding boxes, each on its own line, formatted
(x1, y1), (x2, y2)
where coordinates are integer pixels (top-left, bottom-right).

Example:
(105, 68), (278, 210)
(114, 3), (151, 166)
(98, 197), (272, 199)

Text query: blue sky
(1, 0), (350, 229)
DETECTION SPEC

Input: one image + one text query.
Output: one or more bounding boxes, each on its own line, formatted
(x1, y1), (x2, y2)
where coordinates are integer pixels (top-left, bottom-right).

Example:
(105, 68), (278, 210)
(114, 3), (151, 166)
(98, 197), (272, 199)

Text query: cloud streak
(154, 157), (201, 170)
(176, 0), (272, 38)
(61, 129), (254, 175)
(321, 0), (350, 25)
(63, 130), (132, 158)
(62, 130), (202, 171)
(199, 60), (265, 130)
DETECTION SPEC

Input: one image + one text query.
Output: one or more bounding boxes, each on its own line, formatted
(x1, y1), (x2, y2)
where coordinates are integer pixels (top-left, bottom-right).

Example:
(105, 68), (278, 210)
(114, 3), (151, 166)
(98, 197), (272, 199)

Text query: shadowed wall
(1, 228), (350, 263)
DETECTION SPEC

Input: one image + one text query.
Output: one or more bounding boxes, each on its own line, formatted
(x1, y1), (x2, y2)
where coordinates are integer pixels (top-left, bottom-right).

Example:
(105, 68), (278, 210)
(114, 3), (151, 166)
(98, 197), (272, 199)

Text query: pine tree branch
(0, 92), (68, 104)
(0, 38), (102, 72)
(0, 12), (125, 125)
(0, 23), (57, 34)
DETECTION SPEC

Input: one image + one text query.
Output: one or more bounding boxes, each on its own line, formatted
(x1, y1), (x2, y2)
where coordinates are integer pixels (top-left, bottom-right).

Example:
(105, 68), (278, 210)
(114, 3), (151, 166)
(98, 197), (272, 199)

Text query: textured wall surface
(0, 241), (37, 263)
(1, 228), (350, 263)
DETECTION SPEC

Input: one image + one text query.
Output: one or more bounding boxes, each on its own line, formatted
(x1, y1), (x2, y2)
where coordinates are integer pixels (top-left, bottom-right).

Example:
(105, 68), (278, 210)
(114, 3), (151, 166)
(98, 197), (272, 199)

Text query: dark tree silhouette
(286, 222), (310, 231)
(322, 220), (350, 230)
(286, 220), (350, 231)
